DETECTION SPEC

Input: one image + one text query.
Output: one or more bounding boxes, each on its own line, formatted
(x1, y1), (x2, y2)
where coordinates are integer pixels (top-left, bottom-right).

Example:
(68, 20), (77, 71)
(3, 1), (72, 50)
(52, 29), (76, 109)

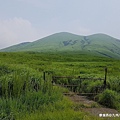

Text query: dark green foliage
(81, 80), (103, 93)
(109, 78), (120, 93)
(98, 89), (120, 109)
(0, 63), (61, 119)
(0, 64), (13, 76)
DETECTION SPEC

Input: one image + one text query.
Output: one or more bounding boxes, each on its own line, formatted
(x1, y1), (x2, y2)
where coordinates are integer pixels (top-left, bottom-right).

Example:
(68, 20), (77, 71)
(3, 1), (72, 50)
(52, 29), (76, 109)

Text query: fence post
(0, 82), (2, 97)
(104, 67), (107, 89)
(43, 72), (46, 81)
(78, 76), (81, 93)
(23, 81), (26, 94)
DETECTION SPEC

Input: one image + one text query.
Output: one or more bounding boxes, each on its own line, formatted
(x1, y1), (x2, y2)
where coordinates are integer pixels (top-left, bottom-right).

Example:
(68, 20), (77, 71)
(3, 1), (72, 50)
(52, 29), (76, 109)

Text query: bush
(81, 80), (103, 94)
(98, 89), (120, 109)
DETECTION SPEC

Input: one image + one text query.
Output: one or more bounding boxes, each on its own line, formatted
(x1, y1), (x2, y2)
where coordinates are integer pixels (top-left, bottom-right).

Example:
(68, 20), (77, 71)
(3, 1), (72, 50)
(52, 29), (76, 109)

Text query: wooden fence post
(0, 82), (2, 97)
(78, 76), (81, 93)
(23, 81), (26, 93)
(104, 67), (107, 89)
(43, 72), (46, 81)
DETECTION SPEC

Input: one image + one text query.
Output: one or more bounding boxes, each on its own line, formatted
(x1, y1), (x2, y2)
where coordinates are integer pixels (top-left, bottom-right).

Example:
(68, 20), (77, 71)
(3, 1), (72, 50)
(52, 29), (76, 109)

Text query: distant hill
(1, 32), (120, 58)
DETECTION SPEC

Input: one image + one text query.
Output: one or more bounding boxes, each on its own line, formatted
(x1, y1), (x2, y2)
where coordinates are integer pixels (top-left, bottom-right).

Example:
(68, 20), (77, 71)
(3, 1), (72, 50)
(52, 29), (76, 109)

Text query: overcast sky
(0, 0), (120, 49)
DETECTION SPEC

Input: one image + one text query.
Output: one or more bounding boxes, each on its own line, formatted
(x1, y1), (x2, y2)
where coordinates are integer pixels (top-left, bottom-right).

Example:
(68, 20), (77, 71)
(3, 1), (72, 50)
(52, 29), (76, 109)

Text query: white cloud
(0, 17), (39, 49)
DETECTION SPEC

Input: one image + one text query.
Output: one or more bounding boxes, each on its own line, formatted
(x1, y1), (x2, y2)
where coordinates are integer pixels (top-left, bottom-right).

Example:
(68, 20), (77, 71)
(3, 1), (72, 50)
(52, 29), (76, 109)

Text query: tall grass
(0, 52), (120, 119)
(0, 63), (63, 119)
(97, 89), (120, 110)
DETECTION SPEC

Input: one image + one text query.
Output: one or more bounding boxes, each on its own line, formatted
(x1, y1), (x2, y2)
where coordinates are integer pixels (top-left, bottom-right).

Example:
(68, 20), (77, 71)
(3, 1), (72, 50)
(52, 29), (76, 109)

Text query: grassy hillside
(0, 52), (120, 119)
(1, 32), (120, 58)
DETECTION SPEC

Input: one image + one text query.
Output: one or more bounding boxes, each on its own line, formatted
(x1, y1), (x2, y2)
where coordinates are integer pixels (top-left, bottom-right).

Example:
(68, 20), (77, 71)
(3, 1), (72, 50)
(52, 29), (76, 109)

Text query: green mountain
(1, 32), (120, 58)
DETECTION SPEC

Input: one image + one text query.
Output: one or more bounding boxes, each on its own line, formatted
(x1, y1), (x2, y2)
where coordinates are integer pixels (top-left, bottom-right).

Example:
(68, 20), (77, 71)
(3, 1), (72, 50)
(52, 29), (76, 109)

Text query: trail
(65, 92), (120, 118)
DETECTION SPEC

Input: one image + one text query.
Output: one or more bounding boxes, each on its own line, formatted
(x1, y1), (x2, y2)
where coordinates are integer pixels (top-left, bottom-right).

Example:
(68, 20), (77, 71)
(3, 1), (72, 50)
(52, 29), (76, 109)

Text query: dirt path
(65, 93), (120, 118)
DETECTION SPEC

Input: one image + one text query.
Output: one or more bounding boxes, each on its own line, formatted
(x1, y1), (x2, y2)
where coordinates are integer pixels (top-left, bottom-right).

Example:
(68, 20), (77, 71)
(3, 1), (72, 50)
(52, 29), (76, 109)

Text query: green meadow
(0, 52), (120, 120)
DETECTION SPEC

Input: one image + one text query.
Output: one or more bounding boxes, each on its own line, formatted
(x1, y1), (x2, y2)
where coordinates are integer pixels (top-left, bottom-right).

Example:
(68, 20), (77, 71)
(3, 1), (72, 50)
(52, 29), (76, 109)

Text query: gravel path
(66, 93), (120, 118)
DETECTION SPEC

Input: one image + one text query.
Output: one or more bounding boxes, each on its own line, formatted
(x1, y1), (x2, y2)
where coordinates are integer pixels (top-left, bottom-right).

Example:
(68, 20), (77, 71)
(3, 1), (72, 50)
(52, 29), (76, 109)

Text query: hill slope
(1, 32), (120, 58)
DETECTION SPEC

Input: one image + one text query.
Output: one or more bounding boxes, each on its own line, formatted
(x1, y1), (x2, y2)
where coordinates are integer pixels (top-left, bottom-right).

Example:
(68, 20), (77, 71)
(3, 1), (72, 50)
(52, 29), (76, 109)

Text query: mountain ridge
(1, 32), (120, 58)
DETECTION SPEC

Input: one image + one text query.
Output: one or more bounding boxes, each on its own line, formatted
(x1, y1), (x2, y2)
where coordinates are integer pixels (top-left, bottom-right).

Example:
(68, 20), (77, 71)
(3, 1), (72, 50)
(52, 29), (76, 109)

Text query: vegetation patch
(97, 89), (120, 110)
(0, 52), (120, 119)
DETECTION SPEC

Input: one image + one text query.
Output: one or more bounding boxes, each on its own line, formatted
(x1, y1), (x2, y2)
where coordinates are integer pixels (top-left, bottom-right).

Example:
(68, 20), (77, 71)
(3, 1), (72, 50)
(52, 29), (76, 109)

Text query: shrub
(98, 89), (120, 109)
(81, 80), (103, 94)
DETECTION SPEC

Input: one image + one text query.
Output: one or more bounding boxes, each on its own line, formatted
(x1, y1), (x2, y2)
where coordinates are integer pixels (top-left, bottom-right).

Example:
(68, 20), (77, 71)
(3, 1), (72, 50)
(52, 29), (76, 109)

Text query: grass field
(0, 52), (120, 120)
